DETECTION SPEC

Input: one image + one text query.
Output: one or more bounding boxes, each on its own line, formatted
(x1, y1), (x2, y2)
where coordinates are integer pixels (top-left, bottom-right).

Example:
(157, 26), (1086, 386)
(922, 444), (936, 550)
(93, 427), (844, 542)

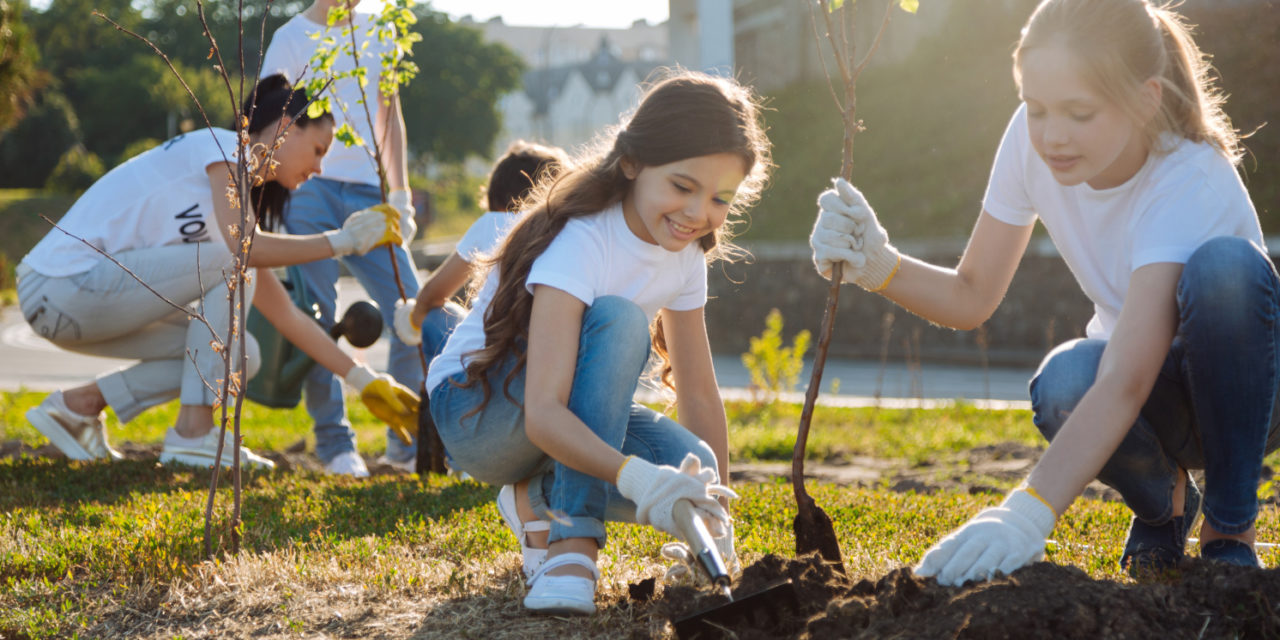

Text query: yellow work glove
(366, 203), (405, 249)
(343, 364), (419, 445)
(324, 206), (404, 256)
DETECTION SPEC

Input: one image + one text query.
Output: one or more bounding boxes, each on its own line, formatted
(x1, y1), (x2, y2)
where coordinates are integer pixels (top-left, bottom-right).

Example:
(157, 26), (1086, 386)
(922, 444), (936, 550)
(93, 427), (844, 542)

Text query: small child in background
(393, 140), (569, 369)
(388, 140), (567, 472)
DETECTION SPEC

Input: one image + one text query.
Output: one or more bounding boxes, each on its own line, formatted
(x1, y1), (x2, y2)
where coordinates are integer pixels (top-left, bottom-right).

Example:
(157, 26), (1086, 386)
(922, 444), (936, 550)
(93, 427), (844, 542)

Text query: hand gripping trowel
(670, 500), (799, 639)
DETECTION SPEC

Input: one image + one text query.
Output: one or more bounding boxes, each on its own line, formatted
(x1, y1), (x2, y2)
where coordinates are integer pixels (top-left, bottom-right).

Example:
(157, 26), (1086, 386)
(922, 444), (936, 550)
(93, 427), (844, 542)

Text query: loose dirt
(659, 553), (1280, 639)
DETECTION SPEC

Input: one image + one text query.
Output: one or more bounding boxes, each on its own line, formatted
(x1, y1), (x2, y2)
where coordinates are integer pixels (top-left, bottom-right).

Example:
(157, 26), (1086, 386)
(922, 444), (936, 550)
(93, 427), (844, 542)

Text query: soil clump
(659, 553), (1280, 639)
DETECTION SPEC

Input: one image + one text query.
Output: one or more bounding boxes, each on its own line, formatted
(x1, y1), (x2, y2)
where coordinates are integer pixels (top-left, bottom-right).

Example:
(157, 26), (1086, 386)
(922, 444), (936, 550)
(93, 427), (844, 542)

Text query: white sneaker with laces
(26, 390), (121, 461)
(159, 428), (275, 470)
(523, 552), (598, 615)
(325, 450), (370, 477)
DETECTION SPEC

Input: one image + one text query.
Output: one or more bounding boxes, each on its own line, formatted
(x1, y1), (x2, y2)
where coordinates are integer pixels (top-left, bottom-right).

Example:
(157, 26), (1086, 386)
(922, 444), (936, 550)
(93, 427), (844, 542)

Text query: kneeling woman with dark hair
(17, 74), (417, 469)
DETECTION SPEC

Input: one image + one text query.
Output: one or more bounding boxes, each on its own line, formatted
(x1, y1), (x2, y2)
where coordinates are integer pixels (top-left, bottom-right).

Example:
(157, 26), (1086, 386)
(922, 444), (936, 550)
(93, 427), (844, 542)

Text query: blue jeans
(428, 296), (717, 548)
(1030, 237), (1280, 535)
(283, 177), (422, 464)
(421, 302), (465, 363)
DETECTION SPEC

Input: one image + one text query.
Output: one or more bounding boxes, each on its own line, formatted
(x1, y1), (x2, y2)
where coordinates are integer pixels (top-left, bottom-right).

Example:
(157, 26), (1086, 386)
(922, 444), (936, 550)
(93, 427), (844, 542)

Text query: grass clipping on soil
(659, 553), (1280, 639)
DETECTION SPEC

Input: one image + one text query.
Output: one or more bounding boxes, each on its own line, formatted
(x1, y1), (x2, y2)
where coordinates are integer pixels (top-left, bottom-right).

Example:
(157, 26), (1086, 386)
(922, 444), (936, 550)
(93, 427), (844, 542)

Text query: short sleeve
(260, 26), (305, 82)
(982, 105), (1039, 227)
(664, 255), (707, 312)
(193, 129), (237, 175)
(1129, 172), (1228, 269)
(456, 212), (519, 262)
(526, 222), (605, 306)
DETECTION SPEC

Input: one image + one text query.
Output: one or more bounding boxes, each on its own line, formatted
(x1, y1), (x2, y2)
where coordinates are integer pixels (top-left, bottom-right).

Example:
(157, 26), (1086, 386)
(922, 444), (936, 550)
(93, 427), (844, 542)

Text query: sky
(421, 0), (668, 28)
(26, 0), (669, 28)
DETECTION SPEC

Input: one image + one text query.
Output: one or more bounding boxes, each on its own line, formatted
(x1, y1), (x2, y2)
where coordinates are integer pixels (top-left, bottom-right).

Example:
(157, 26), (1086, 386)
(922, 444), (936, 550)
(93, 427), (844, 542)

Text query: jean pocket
(25, 296), (82, 343)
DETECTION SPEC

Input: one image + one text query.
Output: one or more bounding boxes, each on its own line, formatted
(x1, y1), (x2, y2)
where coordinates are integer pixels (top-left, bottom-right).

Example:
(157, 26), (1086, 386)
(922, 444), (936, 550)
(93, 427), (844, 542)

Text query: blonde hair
(459, 70), (772, 410)
(1014, 0), (1241, 164)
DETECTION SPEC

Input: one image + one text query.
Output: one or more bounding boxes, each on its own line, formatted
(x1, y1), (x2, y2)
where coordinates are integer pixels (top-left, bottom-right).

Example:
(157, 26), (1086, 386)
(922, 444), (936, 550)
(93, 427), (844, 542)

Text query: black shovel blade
(673, 579), (799, 639)
(794, 504), (844, 569)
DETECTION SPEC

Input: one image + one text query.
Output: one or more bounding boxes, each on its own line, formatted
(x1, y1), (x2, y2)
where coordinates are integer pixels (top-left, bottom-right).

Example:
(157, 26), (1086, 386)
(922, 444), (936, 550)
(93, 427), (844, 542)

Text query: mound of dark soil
(658, 554), (1280, 639)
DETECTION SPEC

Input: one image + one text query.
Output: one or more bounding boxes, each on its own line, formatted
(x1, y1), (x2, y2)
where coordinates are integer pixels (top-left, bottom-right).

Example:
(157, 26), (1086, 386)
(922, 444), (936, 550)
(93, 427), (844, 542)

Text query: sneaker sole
(160, 450), (276, 470)
(27, 407), (95, 461)
(523, 601), (595, 616)
(524, 588), (596, 616)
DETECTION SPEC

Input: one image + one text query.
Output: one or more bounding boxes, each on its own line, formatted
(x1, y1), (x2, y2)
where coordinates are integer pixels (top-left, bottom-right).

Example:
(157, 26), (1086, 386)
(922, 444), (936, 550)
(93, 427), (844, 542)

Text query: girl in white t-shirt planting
(425, 71), (772, 615)
(811, 0), (1271, 585)
(18, 74), (417, 470)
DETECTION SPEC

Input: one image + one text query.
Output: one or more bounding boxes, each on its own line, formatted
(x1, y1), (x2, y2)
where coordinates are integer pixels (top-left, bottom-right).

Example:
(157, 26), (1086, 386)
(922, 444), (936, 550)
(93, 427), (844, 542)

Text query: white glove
(914, 489), (1056, 587)
(343, 363), (378, 391)
(325, 207), (397, 256)
(661, 521), (740, 584)
(616, 453), (737, 541)
(810, 177), (901, 291)
(393, 299), (422, 346)
(388, 189), (417, 247)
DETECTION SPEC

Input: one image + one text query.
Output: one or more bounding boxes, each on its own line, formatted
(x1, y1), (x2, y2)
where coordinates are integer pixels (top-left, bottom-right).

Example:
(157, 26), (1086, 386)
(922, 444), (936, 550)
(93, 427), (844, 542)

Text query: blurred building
(668, 0), (735, 75)
(461, 16), (670, 159)
(670, 0), (978, 92)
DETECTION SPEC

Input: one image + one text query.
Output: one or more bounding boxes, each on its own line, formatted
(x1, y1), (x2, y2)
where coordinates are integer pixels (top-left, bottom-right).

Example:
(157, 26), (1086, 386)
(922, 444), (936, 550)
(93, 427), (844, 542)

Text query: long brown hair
(1014, 0), (1241, 164)
(459, 70), (772, 409)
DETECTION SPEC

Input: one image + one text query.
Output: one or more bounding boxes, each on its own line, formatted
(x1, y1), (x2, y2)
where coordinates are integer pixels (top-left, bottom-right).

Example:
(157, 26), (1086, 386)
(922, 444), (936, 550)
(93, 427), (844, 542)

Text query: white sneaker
(159, 428), (275, 470)
(26, 390), (121, 461)
(375, 454), (414, 474)
(523, 552), (598, 616)
(325, 451), (370, 477)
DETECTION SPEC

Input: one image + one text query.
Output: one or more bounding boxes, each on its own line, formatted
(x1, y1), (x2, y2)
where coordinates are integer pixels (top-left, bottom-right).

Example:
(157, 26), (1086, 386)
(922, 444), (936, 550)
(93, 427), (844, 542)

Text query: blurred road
(0, 275), (1034, 410)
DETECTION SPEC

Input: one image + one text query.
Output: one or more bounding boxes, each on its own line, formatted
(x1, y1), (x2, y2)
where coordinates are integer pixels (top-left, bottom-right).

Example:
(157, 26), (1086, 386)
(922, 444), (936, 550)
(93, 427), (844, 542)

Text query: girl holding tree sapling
(811, 0), (1270, 584)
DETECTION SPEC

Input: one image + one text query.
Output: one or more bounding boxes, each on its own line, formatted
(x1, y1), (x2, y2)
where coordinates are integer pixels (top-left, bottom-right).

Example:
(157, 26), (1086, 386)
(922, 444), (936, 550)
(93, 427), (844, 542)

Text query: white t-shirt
(455, 211), (523, 262)
(261, 9), (395, 186)
(426, 203), (709, 391)
(983, 104), (1263, 339)
(23, 128), (238, 277)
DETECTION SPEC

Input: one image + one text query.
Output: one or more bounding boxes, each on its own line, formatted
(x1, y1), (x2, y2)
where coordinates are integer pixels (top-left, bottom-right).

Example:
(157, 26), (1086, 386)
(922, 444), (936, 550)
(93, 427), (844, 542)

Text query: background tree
(0, 0), (46, 133)
(2, 0), (523, 190)
(400, 8), (524, 167)
(0, 89), (79, 188)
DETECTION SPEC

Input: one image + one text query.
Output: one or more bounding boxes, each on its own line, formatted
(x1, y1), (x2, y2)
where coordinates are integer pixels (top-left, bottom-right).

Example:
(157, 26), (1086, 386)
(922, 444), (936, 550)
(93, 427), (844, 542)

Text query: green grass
(3, 390), (1280, 638)
(727, 401), (1037, 464)
(1, 390), (393, 457)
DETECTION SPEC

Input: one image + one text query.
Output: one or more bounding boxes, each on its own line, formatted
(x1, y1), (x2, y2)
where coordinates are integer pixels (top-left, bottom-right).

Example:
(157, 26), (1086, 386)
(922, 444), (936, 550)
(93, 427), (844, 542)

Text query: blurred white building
(460, 17), (670, 160)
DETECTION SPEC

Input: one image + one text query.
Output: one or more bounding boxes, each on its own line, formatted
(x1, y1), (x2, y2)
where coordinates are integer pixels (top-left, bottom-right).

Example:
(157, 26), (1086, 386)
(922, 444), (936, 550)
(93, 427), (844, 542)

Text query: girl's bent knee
(1180, 237), (1273, 309)
(583, 296), (649, 352)
(1030, 339), (1103, 440)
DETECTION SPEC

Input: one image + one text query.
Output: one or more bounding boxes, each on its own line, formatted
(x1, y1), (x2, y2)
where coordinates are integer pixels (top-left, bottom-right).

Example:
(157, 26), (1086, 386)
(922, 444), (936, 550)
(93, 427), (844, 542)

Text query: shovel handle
(673, 499), (731, 590)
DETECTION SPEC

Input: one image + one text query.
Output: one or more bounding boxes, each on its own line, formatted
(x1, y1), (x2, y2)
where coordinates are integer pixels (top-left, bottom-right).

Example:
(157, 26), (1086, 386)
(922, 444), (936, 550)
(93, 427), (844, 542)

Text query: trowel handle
(673, 499), (731, 590)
